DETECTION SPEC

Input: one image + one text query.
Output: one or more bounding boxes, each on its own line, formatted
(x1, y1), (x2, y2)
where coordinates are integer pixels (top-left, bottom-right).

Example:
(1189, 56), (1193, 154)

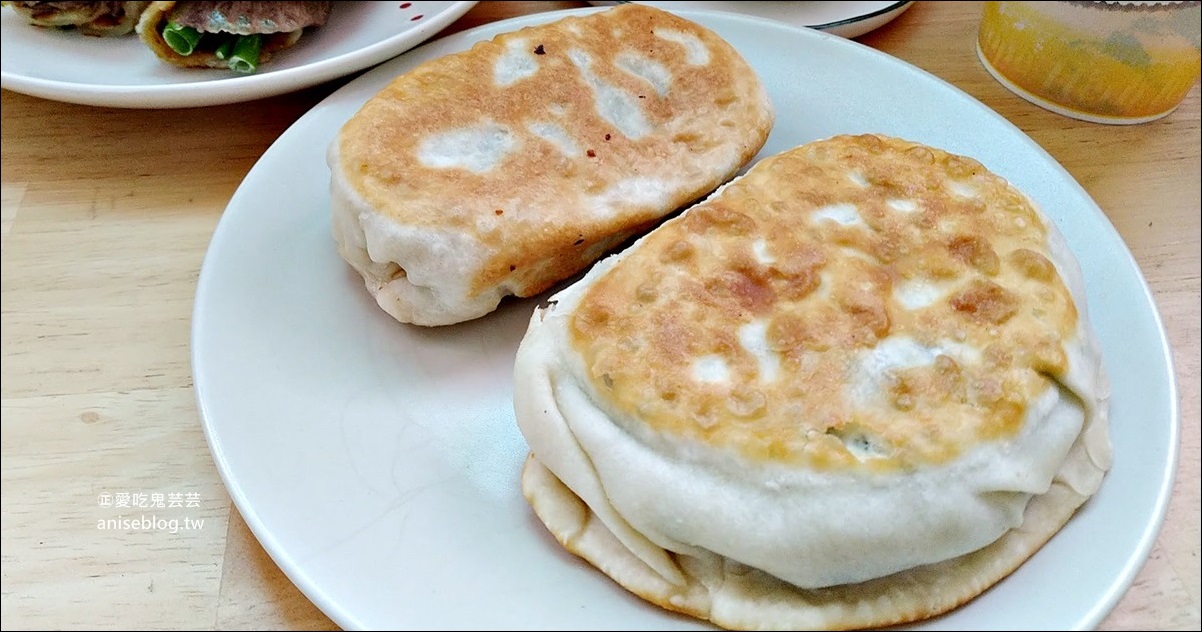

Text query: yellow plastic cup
(977, 1), (1201, 124)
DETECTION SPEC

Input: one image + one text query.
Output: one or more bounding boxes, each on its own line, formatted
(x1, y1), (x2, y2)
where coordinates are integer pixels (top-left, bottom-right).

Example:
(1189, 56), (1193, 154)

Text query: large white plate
(192, 8), (1179, 630)
(588, 1), (914, 38)
(0, 1), (477, 108)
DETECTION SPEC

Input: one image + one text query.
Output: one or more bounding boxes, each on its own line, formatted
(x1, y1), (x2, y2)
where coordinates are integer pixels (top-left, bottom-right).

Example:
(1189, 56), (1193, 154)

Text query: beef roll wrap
(136, 1), (332, 73)
(4, 1), (151, 36)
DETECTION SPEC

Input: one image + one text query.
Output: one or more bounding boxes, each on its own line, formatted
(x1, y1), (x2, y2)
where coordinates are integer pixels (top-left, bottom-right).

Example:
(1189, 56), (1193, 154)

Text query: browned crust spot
(569, 135), (1080, 470)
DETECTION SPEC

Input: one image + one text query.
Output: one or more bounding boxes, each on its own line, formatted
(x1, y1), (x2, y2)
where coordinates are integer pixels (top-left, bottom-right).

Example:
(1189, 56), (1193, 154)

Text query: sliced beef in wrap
(136, 1), (332, 73)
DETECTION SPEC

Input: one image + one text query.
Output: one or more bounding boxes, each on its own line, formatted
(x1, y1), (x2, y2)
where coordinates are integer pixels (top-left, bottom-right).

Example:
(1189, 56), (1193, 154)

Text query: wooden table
(1, 2), (1197, 629)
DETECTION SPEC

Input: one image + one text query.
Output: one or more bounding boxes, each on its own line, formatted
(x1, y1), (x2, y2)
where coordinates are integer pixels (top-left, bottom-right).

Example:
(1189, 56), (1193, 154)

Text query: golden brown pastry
(514, 134), (1111, 630)
(329, 3), (774, 326)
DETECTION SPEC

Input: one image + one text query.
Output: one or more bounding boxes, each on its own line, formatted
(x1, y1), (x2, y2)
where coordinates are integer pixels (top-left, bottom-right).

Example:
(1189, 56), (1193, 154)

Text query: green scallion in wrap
(161, 22), (201, 55)
(160, 20), (262, 73)
(228, 34), (262, 74)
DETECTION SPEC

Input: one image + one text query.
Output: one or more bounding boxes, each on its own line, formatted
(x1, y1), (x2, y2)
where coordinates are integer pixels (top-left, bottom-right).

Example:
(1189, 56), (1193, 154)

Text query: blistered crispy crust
(332, 3), (773, 325)
(571, 134), (1080, 470)
(513, 135), (1111, 628)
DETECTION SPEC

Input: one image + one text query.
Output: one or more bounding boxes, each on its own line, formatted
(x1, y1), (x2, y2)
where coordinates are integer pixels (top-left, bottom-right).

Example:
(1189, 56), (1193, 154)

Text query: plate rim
(808, 0), (914, 31)
(190, 7), (1182, 630)
(0, 1), (478, 108)
(590, 1), (915, 33)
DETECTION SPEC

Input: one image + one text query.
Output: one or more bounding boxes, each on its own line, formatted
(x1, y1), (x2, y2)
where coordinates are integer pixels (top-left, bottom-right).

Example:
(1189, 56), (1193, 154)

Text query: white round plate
(0, 1), (477, 108)
(588, 1), (914, 38)
(192, 8), (1178, 631)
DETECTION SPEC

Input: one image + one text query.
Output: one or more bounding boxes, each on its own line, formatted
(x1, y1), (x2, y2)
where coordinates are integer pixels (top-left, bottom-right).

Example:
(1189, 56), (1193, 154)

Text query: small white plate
(0, 1), (478, 108)
(192, 7), (1178, 631)
(588, 1), (914, 38)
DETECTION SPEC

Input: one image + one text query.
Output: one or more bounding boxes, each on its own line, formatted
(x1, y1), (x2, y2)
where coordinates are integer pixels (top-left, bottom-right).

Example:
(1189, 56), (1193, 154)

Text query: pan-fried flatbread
(329, 4), (773, 326)
(514, 134), (1111, 630)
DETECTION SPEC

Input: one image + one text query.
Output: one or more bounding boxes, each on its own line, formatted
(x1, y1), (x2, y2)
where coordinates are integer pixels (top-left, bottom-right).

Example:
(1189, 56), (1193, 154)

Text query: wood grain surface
(2, 1), (1198, 629)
